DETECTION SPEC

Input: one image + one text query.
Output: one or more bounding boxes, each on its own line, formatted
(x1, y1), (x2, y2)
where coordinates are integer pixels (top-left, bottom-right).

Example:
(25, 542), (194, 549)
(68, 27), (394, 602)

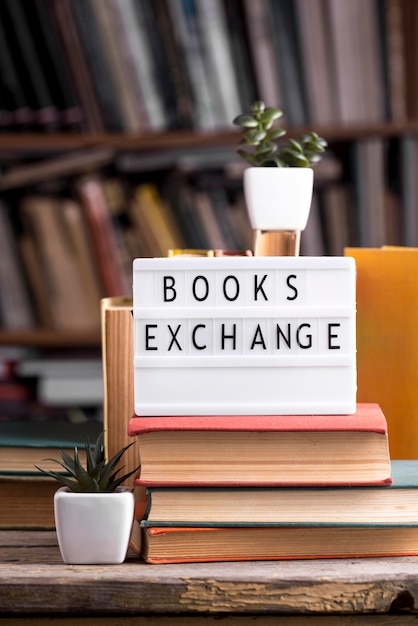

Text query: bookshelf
(4, 121), (418, 154)
(0, 0), (418, 522)
(0, 330), (101, 347)
(1, 0), (417, 329)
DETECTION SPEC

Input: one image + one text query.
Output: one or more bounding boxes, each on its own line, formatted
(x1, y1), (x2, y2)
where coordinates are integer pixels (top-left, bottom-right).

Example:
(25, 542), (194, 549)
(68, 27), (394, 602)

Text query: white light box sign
(133, 257), (356, 416)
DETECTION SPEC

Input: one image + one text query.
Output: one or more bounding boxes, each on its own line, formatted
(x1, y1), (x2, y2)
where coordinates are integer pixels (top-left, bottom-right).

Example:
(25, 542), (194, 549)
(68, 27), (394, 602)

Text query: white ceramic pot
(54, 487), (135, 564)
(243, 167), (314, 231)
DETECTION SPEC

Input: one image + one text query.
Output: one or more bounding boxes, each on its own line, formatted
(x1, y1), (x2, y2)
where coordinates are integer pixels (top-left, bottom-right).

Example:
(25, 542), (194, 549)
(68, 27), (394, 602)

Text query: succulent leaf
(266, 128), (286, 140)
(289, 139), (303, 153)
(255, 140), (277, 156)
(92, 432), (105, 465)
(244, 128), (267, 142)
(279, 147), (310, 166)
(305, 152), (322, 163)
(232, 114), (258, 128)
(237, 149), (260, 165)
(260, 108), (283, 128)
(251, 100), (266, 114)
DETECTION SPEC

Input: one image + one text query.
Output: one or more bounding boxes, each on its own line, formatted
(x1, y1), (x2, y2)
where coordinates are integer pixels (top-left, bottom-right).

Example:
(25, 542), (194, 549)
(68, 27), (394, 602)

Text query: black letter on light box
(223, 275), (239, 301)
(163, 276), (176, 302)
(254, 274), (268, 301)
(168, 325), (182, 351)
(221, 323), (237, 350)
(328, 323), (341, 349)
(192, 324), (207, 350)
(297, 323), (312, 349)
(192, 275), (209, 301)
(251, 324), (267, 350)
(286, 274), (298, 300)
(145, 324), (158, 350)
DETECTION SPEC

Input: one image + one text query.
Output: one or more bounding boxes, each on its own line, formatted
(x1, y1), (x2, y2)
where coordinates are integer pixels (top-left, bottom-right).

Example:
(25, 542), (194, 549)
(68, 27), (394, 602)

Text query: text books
(144, 460), (416, 525)
(137, 460), (418, 563)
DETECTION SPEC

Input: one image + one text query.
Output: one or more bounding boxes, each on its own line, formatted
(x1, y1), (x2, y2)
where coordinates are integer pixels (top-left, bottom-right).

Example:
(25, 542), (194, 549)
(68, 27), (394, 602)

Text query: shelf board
(1, 122), (418, 153)
(0, 330), (101, 348)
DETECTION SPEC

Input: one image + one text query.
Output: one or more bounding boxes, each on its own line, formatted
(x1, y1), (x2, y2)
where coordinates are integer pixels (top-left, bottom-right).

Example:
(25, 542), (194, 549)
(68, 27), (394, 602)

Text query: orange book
(137, 523), (418, 564)
(130, 404), (391, 487)
(345, 246), (418, 459)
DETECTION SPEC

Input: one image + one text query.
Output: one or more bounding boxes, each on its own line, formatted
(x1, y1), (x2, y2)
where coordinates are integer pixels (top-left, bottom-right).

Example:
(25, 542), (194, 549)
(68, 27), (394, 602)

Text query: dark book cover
(222, 0), (257, 111)
(71, 0), (125, 131)
(268, 0), (309, 125)
(48, 0), (104, 132)
(0, 0), (60, 130)
(0, 3), (33, 130)
(23, 0), (84, 131)
(153, 0), (195, 129)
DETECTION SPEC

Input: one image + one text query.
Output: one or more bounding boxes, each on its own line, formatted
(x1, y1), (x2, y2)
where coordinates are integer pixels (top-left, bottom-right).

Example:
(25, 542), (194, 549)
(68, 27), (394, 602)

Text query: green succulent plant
(233, 100), (327, 167)
(35, 432), (139, 493)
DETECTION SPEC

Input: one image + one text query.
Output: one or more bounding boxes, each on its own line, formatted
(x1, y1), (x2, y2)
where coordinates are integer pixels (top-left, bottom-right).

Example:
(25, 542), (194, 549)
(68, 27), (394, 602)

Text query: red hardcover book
(76, 176), (130, 297)
(130, 403), (392, 487)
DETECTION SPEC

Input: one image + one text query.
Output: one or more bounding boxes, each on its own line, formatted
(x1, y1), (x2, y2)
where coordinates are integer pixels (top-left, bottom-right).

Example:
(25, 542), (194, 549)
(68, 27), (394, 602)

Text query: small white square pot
(54, 487), (135, 564)
(244, 167), (314, 231)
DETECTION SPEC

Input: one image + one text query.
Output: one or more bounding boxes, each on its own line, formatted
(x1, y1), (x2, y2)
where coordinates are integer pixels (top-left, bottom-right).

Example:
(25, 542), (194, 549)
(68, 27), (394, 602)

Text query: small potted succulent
(233, 101), (327, 255)
(36, 433), (139, 565)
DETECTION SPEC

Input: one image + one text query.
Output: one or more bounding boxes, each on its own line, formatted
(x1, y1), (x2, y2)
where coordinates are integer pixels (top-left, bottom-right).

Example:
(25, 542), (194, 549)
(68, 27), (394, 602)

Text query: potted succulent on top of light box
(36, 433), (139, 565)
(233, 100), (327, 256)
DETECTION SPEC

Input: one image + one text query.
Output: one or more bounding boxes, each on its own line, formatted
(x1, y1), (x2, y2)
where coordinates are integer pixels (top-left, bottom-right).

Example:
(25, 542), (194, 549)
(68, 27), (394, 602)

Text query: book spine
(70, 0), (125, 131)
(101, 297), (138, 486)
(242, 0), (282, 106)
(111, 0), (167, 130)
(49, 0), (104, 132)
(167, 0), (218, 130)
(195, 0), (243, 126)
(0, 200), (37, 330)
(77, 177), (130, 297)
(0, 0), (60, 130)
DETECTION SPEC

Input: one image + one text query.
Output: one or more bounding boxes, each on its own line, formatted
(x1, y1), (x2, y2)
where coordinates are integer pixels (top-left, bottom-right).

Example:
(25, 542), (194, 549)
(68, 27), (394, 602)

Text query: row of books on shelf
(0, 0), (416, 132)
(126, 405), (418, 563)
(0, 169), (255, 332)
(0, 417), (102, 529)
(3, 131), (418, 331)
(0, 345), (104, 529)
(0, 347), (104, 414)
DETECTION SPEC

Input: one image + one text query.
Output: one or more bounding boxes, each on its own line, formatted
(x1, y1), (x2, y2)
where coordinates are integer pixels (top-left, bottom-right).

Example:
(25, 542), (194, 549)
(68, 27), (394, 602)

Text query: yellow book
(345, 246), (418, 458)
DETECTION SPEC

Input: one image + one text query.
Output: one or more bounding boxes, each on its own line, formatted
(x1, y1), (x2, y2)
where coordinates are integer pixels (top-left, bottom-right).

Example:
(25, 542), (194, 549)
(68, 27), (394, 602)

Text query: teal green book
(0, 420), (102, 476)
(141, 460), (418, 527)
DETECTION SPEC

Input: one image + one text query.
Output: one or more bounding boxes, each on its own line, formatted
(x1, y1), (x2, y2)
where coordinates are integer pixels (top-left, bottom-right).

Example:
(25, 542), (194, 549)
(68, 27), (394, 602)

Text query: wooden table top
(1, 530), (418, 619)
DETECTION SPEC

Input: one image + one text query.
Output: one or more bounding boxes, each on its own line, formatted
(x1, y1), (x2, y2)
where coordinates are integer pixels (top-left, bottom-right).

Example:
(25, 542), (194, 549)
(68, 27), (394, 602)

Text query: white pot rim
(55, 486), (133, 496)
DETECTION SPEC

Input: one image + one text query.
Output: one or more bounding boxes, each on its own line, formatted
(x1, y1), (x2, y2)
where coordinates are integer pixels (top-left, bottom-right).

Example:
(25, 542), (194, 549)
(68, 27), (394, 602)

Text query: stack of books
(128, 256), (418, 563)
(127, 406), (418, 564)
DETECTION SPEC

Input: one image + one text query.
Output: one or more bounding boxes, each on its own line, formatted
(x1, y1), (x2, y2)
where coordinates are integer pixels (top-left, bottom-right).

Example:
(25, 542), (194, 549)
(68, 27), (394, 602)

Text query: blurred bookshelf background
(1, 0), (418, 526)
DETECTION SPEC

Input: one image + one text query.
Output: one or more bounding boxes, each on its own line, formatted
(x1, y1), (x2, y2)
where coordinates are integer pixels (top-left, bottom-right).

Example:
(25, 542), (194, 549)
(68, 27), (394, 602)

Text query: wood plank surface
(2, 617), (418, 626)
(1, 531), (418, 619)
